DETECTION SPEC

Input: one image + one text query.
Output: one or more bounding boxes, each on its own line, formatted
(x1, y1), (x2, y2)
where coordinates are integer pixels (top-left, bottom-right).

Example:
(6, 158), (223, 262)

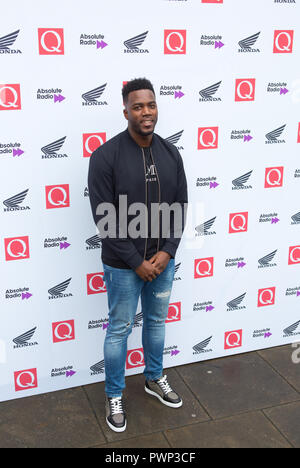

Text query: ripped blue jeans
(103, 259), (175, 398)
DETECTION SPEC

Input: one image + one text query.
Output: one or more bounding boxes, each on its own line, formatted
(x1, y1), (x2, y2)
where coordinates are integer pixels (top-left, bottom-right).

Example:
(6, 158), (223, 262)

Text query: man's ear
(123, 107), (128, 121)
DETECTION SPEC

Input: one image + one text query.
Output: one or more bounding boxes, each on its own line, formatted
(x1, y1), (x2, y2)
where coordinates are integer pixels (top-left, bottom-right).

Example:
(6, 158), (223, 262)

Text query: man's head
(122, 78), (158, 138)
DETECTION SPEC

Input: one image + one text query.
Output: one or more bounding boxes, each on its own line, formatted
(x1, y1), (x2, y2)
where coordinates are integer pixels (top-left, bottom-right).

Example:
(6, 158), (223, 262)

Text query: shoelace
(156, 375), (172, 395)
(109, 397), (123, 415)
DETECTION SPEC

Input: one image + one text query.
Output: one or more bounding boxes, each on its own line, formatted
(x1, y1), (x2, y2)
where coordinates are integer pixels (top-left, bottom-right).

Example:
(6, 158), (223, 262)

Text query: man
(88, 78), (188, 432)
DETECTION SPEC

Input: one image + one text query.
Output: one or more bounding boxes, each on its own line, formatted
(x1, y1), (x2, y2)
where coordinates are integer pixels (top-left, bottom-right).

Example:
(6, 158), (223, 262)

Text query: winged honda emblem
(283, 321), (300, 336)
(13, 327), (37, 346)
(265, 124), (286, 141)
(232, 170), (253, 187)
(82, 84), (107, 103)
(134, 312), (143, 326)
(199, 81), (222, 100)
(124, 31), (148, 50)
(292, 212), (300, 224)
(0, 30), (19, 49)
(195, 217), (216, 234)
(41, 136), (66, 155)
(238, 32), (260, 49)
(48, 278), (72, 297)
(3, 189), (29, 208)
(227, 293), (246, 309)
(90, 360), (105, 373)
(258, 250), (277, 266)
(193, 337), (212, 354)
(86, 234), (102, 248)
(165, 130), (184, 145)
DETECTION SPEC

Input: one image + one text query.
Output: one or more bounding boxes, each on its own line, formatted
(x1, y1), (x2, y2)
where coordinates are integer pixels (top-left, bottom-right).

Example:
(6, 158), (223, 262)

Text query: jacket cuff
(126, 251), (144, 271)
(161, 241), (177, 259)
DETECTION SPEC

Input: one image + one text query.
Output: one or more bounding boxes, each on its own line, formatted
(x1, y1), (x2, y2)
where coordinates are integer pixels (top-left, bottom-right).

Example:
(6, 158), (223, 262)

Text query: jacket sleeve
(88, 149), (144, 270)
(160, 150), (188, 258)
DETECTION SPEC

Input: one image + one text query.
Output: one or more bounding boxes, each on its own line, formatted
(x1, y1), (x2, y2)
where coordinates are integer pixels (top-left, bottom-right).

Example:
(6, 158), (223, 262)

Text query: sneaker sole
(106, 417), (127, 433)
(145, 386), (183, 408)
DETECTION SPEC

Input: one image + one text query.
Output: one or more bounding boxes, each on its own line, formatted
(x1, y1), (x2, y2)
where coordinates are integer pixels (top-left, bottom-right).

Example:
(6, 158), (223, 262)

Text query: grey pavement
(0, 344), (300, 448)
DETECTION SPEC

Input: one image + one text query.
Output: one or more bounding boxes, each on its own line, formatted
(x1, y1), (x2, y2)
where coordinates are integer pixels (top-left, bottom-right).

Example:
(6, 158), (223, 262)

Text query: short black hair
(122, 78), (155, 103)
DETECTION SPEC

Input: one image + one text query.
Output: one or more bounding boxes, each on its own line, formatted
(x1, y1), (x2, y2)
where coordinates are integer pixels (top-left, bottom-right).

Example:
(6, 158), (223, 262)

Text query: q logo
(83, 133), (106, 158)
(52, 320), (75, 343)
(14, 369), (38, 392)
(194, 257), (214, 278)
(38, 28), (64, 55)
(224, 330), (243, 350)
(87, 273), (107, 295)
(258, 287), (276, 307)
(126, 348), (145, 369)
(4, 236), (30, 261)
(45, 184), (70, 209)
(198, 127), (218, 150)
(164, 30), (186, 54)
(289, 246), (300, 265)
(235, 79), (256, 102)
(0, 84), (21, 110)
(166, 302), (181, 323)
(273, 30), (294, 54)
(264, 167), (284, 188)
(229, 212), (248, 234)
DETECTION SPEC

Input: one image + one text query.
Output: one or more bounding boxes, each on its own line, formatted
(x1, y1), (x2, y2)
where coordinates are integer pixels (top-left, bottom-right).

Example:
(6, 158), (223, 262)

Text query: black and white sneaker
(145, 375), (183, 408)
(105, 397), (127, 432)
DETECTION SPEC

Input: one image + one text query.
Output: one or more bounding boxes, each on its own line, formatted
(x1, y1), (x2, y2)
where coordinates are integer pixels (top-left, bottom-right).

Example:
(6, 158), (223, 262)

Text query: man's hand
(135, 260), (161, 282)
(149, 251), (171, 274)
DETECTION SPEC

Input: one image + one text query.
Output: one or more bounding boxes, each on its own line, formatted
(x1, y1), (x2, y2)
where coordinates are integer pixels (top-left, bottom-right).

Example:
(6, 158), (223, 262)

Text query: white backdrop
(1, 0), (300, 401)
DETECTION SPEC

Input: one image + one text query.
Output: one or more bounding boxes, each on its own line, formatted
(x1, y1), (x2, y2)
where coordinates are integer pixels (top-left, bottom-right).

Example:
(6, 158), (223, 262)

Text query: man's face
(123, 89), (158, 136)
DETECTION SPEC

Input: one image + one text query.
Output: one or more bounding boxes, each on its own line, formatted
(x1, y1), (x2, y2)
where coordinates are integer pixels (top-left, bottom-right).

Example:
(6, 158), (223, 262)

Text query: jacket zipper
(150, 147), (161, 253)
(141, 148), (148, 260)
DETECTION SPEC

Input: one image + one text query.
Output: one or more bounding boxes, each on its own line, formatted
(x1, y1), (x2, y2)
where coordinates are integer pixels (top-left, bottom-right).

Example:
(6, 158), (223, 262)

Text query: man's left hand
(149, 251), (171, 274)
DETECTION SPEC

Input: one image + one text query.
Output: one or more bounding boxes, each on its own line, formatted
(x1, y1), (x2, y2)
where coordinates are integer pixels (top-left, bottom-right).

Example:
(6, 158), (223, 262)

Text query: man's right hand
(135, 260), (160, 282)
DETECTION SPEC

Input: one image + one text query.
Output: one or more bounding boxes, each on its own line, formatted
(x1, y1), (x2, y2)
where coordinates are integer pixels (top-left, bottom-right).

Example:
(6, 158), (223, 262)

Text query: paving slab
(258, 345), (300, 392)
(0, 387), (105, 448)
(176, 351), (300, 419)
(164, 411), (292, 448)
(264, 401), (300, 448)
(83, 368), (209, 443)
(95, 432), (170, 448)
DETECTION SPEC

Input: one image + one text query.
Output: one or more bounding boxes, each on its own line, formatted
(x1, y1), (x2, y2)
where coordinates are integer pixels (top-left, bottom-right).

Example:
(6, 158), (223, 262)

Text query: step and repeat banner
(0, 0), (299, 401)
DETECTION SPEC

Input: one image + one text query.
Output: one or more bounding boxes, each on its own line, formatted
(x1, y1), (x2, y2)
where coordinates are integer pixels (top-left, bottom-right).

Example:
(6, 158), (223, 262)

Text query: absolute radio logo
(199, 81), (222, 102)
(82, 84), (108, 106)
(193, 300), (214, 312)
(225, 257), (247, 269)
(259, 212), (280, 225)
(5, 286), (32, 301)
(267, 82), (289, 96)
(198, 127), (218, 149)
(160, 84), (184, 100)
(0, 84), (21, 110)
(123, 31), (149, 53)
(0, 141), (24, 157)
(224, 330), (243, 350)
(45, 184), (70, 209)
(0, 30), (21, 54)
(238, 32), (260, 53)
(3, 189), (30, 212)
(231, 129), (253, 143)
(200, 34), (224, 49)
(83, 133), (106, 157)
(38, 28), (64, 55)
(229, 212), (248, 233)
(264, 167), (284, 188)
(164, 30), (186, 54)
(41, 136), (67, 159)
(14, 369), (38, 392)
(36, 88), (65, 103)
(273, 30), (294, 53)
(194, 257), (214, 278)
(52, 320), (75, 343)
(80, 33), (108, 50)
(235, 79), (256, 101)
(4, 236), (30, 261)
(196, 175), (219, 189)
(44, 236), (71, 250)
(87, 273), (107, 295)
(258, 287), (276, 307)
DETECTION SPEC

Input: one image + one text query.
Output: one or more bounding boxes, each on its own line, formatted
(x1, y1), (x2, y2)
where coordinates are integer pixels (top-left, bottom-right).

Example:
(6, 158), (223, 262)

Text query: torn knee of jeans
(154, 290), (171, 299)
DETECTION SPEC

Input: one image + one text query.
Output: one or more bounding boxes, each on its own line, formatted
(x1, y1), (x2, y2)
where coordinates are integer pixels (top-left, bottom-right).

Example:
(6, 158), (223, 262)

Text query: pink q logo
(273, 30), (294, 54)
(166, 302), (181, 323)
(194, 258), (214, 278)
(87, 273), (107, 295)
(264, 167), (284, 188)
(235, 79), (256, 102)
(164, 30), (186, 54)
(52, 320), (75, 343)
(14, 368), (38, 392)
(83, 133), (106, 157)
(0, 84), (21, 110)
(126, 348), (145, 369)
(289, 246), (300, 265)
(38, 28), (64, 55)
(258, 287), (276, 307)
(198, 127), (219, 150)
(4, 236), (30, 261)
(224, 330), (242, 350)
(229, 212), (248, 234)
(45, 184), (70, 209)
